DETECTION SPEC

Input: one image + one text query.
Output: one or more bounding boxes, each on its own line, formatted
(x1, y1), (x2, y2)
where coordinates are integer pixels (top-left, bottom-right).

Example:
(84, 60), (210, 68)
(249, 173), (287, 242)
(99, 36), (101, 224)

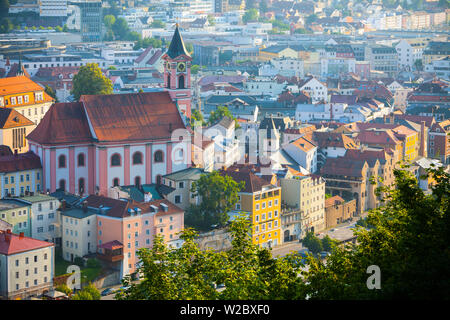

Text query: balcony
(97, 240), (124, 263)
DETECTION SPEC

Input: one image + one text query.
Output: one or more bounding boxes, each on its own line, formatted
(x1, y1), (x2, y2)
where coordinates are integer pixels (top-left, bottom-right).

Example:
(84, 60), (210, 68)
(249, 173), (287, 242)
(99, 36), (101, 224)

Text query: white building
(298, 77), (328, 103)
(395, 39), (427, 71)
(0, 230), (54, 299)
(425, 56), (450, 80)
(14, 195), (60, 244)
(60, 202), (97, 262)
(244, 77), (287, 97)
(282, 137), (317, 173)
(39, 0), (68, 17)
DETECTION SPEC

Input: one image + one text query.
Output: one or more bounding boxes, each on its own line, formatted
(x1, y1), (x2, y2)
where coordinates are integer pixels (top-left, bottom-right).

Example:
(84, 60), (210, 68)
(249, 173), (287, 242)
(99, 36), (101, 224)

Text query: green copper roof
(166, 25), (191, 59)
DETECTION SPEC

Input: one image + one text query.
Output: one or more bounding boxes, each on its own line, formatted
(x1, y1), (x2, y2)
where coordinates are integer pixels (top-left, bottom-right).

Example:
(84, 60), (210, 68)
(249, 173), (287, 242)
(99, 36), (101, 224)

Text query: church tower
(162, 24), (192, 118)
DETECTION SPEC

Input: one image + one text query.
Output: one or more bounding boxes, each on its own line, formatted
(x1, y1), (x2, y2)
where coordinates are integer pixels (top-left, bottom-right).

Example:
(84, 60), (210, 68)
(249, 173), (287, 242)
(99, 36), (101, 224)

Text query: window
(175, 195), (181, 203)
(58, 155), (66, 168)
(77, 153), (85, 167)
(79, 178), (85, 195)
(132, 152), (143, 165)
(34, 255), (38, 262)
(179, 182), (184, 188)
(134, 176), (141, 187)
(113, 178), (120, 187)
(154, 150), (164, 163)
(37, 227), (44, 233)
(37, 214), (44, 221)
(59, 179), (66, 191)
(111, 153), (121, 166)
(15, 259), (19, 267)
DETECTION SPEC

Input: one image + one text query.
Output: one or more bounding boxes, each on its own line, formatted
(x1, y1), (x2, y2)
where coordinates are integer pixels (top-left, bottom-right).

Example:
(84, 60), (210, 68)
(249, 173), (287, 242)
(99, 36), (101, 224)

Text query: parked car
(101, 288), (116, 296)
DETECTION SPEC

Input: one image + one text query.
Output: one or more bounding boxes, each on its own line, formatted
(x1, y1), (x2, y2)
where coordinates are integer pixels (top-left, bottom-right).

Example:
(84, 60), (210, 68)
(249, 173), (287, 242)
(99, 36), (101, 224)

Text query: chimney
(82, 200), (88, 212)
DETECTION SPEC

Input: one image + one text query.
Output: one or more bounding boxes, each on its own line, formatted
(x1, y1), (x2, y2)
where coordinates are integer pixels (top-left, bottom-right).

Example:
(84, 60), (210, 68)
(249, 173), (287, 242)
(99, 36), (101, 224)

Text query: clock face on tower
(177, 62), (186, 72)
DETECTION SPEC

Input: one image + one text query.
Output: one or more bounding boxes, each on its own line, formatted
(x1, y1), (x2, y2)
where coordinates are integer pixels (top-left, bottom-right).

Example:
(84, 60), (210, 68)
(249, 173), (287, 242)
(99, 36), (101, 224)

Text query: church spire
(166, 24), (190, 59)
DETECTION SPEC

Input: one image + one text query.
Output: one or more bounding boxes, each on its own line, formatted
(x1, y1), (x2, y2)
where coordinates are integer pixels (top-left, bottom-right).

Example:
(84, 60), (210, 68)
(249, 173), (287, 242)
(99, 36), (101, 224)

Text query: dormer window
(11, 97), (16, 105)
(0, 97), (3, 106)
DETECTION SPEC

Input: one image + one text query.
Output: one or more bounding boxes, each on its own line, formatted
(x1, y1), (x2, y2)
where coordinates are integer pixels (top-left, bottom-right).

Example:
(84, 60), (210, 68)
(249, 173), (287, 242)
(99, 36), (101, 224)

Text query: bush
(56, 284), (72, 296)
(86, 258), (101, 269)
(73, 257), (84, 267)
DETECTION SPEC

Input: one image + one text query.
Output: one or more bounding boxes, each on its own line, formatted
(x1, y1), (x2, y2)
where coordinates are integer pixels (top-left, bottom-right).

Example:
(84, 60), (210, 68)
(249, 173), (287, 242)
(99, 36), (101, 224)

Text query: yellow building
(0, 108), (36, 154)
(259, 45), (299, 62)
(0, 75), (54, 125)
(391, 126), (419, 163)
(224, 168), (282, 248)
(0, 147), (43, 198)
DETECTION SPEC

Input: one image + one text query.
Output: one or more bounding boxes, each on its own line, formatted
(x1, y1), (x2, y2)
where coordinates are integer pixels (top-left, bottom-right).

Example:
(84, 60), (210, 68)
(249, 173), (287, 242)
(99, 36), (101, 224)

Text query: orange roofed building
(0, 75), (54, 125)
(0, 108), (36, 154)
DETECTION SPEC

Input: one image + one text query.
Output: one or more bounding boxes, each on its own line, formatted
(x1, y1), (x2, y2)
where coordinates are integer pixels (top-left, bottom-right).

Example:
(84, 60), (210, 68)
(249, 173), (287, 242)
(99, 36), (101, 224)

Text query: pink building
(26, 92), (191, 197)
(82, 195), (184, 277)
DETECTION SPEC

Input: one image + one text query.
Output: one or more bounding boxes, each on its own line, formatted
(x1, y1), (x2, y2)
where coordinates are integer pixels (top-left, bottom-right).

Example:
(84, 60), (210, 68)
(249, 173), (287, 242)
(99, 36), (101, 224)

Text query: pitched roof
(0, 108), (34, 129)
(325, 195), (345, 207)
(165, 25), (191, 59)
(135, 46), (154, 64)
(0, 151), (42, 173)
(26, 102), (92, 145)
(6, 63), (31, 78)
(290, 136), (316, 152)
(321, 157), (367, 177)
(221, 168), (273, 194)
(0, 75), (48, 96)
(27, 92), (186, 145)
(311, 131), (359, 149)
(0, 230), (54, 255)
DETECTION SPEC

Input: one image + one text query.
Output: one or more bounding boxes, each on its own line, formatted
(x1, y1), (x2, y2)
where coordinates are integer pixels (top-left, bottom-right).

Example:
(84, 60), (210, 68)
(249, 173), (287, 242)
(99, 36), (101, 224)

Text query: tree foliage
(150, 20), (165, 28)
(304, 167), (450, 299)
(71, 282), (100, 300)
(71, 63), (113, 101)
(208, 105), (234, 125)
(185, 171), (244, 231)
(243, 8), (259, 24)
(116, 215), (306, 300)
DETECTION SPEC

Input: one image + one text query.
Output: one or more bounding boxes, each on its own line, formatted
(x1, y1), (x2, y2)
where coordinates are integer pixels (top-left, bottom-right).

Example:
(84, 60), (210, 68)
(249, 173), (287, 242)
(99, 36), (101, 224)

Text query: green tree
(44, 85), (57, 101)
(191, 64), (201, 75)
(83, 282), (101, 300)
(116, 215), (307, 300)
(150, 20), (165, 28)
(190, 108), (205, 126)
(112, 17), (129, 40)
(242, 8), (259, 24)
(55, 25), (63, 32)
(62, 24), (68, 32)
(302, 231), (323, 254)
(304, 167), (450, 299)
(56, 284), (72, 296)
(0, 18), (13, 34)
(321, 235), (338, 252)
(414, 59), (423, 71)
(103, 14), (116, 29)
(208, 105), (234, 125)
(71, 63), (113, 101)
(207, 14), (215, 26)
(185, 171), (245, 231)
(0, 0), (9, 18)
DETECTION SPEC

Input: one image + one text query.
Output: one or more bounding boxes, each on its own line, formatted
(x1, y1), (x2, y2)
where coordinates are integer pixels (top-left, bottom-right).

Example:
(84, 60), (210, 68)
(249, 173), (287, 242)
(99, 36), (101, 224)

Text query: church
(26, 26), (193, 196)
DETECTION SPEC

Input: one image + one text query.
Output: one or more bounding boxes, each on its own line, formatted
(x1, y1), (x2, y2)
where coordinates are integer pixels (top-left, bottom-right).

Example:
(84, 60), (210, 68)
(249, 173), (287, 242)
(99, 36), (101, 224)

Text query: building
(280, 174), (326, 240)
(0, 230), (54, 300)
(162, 167), (205, 210)
(223, 167), (282, 248)
(32, 66), (80, 102)
(12, 195), (60, 244)
(70, 0), (103, 42)
(0, 200), (31, 237)
(395, 39), (428, 71)
(365, 45), (398, 76)
(0, 150), (43, 198)
(298, 76), (328, 103)
(192, 131), (215, 172)
(60, 199), (97, 263)
(0, 109), (36, 154)
(27, 91), (191, 196)
(425, 57), (450, 80)
(0, 75), (54, 125)
(324, 196), (357, 229)
(282, 137), (317, 173)
(428, 119), (450, 164)
(162, 25), (193, 118)
(39, 0), (68, 17)
(422, 41), (450, 65)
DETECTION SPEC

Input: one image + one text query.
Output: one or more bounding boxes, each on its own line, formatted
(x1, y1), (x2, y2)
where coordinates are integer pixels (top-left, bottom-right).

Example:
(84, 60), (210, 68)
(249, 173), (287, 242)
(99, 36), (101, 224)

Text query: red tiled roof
(221, 167), (273, 193)
(27, 92), (186, 145)
(356, 129), (400, 146)
(135, 46), (153, 64)
(0, 151), (42, 173)
(98, 240), (123, 250)
(0, 230), (54, 255)
(26, 102), (92, 145)
(325, 195), (344, 208)
(80, 92), (186, 143)
(6, 63), (31, 78)
(321, 157), (367, 177)
(146, 49), (163, 65)
(0, 108), (34, 129)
